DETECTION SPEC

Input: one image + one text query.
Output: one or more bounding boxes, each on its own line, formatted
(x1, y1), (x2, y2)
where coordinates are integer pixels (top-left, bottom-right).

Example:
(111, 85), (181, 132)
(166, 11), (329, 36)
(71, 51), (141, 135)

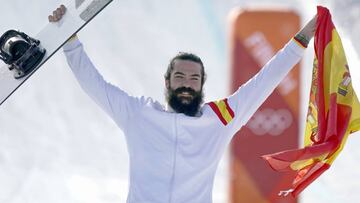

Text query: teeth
(178, 92), (192, 97)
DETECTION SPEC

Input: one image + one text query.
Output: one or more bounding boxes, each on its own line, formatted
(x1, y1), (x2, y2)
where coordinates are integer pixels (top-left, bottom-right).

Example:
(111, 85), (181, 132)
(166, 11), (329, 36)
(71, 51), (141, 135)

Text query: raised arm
(225, 16), (317, 133)
(49, 5), (143, 130)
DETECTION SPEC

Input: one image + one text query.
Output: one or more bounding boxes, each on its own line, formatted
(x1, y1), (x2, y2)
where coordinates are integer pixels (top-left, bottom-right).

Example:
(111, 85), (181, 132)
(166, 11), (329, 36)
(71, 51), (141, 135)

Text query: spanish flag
(262, 6), (360, 197)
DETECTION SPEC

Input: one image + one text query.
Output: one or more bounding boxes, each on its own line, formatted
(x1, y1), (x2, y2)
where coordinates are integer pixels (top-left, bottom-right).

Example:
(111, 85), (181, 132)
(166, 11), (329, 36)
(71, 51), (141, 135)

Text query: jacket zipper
(169, 113), (178, 203)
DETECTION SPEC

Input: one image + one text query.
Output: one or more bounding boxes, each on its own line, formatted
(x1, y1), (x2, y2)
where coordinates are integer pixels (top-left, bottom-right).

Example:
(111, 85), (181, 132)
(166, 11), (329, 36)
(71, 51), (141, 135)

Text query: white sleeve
(63, 39), (142, 130)
(226, 39), (305, 133)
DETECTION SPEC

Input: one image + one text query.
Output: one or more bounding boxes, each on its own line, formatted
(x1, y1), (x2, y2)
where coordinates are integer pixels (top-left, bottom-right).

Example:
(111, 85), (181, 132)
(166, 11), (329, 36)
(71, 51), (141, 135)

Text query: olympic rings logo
(245, 108), (293, 136)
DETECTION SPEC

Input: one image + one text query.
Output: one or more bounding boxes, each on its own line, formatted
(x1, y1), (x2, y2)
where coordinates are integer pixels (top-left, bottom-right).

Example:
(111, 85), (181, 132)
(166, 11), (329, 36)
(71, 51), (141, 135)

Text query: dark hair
(164, 52), (206, 86)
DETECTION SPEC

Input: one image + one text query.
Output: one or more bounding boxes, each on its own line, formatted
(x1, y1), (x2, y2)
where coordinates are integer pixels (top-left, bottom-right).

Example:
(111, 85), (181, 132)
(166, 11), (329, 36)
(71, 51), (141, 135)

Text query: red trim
(293, 36), (308, 48)
(224, 98), (235, 118)
(208, 102), (228, 125)
(314, 6), (336, 143)
(291, 163), (330, 197)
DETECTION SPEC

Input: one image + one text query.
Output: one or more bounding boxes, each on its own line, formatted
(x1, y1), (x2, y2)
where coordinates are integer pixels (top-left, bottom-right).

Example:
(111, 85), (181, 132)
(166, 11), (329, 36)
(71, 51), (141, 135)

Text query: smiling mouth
(178, 92), (193, 98)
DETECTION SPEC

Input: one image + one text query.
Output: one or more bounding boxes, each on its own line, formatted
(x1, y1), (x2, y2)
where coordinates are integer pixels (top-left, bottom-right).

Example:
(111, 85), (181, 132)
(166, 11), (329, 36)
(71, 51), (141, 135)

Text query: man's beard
(166, 87), (204, 117)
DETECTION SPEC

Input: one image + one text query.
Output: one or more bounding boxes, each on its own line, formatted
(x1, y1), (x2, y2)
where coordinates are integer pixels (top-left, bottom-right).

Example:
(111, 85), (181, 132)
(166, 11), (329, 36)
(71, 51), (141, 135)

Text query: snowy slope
(0, 0), (359, 202)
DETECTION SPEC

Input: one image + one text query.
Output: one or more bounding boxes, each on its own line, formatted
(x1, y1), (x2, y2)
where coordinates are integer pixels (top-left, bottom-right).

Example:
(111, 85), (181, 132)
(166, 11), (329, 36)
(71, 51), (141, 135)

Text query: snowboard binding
(0, 30), (46, 79)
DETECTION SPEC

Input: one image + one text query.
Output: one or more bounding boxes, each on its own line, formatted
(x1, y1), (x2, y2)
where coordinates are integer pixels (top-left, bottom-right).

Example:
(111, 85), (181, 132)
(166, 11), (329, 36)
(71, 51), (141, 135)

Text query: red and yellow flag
(262, 6), (360, 197)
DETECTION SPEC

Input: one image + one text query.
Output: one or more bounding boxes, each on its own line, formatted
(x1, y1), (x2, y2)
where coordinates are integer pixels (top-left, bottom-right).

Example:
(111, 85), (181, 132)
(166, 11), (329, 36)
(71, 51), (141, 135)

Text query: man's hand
(48, 5), (66, 22)
(49, 5), (78, 41)
(295, 15), (317, 48)
(301, 15), (317, 39)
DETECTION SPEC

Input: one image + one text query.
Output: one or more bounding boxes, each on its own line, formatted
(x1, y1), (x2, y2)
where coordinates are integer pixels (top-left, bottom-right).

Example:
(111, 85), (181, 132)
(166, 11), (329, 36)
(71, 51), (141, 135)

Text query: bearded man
(49, 5), (316, 203)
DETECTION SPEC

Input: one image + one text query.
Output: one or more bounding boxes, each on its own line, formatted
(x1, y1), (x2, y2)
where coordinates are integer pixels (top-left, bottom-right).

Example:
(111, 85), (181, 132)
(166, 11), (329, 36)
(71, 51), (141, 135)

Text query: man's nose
(181, 80), (192, 88)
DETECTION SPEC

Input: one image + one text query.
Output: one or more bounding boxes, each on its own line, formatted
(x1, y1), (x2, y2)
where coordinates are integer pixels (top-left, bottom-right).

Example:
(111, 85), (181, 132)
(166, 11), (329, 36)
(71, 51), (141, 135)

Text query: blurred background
(0, 0), (359, 202)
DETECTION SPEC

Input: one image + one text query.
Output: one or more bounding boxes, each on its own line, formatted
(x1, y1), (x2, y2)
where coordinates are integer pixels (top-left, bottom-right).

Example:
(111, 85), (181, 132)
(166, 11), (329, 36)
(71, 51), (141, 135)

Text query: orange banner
(229, 8), (301, 203)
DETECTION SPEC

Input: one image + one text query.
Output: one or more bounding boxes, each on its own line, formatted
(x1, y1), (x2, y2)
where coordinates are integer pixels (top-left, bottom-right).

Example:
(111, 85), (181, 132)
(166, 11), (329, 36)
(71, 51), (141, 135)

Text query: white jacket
(63, 39), (304, 203)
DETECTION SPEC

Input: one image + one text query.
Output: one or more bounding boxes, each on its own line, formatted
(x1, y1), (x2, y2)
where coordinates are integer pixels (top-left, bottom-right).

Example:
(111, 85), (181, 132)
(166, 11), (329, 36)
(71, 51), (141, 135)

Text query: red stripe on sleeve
(224, 98), (235, 118)
(208, 102), (228, 126)
(293, 37), (308, 48)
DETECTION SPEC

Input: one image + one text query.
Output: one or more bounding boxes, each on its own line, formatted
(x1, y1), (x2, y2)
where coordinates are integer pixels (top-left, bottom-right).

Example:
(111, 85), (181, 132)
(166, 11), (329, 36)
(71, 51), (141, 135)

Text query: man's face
(165, 59), (204, 116)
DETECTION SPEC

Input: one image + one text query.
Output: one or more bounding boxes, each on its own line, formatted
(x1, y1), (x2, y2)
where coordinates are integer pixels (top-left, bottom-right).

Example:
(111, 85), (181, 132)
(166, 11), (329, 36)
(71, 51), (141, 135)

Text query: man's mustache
(174, 87), (196, 95)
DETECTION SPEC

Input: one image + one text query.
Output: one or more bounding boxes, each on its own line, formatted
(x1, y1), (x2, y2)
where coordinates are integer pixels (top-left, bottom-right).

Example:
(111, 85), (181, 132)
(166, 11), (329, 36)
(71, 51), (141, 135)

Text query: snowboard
(0, 0), (113, 105)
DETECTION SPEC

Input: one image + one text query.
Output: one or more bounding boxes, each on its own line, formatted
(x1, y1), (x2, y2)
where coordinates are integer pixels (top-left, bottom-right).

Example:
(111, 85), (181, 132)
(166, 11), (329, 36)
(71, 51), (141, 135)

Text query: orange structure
(229, 8), (301, 203)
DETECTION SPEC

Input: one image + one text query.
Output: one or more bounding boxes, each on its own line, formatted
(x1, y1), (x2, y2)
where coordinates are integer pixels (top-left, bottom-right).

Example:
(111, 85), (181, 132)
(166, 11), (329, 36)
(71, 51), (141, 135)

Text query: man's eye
(191, 78), (199, 80)
(175, 76), (183, 79)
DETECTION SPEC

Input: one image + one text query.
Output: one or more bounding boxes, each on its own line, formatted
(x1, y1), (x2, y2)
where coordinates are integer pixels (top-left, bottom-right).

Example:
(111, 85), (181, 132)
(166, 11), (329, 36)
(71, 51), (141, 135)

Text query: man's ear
(165, 79), (170, 89)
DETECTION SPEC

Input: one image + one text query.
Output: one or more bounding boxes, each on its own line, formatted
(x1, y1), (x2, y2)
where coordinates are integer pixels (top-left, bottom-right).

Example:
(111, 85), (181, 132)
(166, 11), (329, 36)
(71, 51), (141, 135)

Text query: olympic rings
(245, 108), (293, 136)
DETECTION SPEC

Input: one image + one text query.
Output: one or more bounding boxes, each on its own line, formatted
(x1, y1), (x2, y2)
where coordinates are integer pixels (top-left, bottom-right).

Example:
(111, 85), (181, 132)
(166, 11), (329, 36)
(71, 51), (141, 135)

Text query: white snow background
(0, 0), (359, 202)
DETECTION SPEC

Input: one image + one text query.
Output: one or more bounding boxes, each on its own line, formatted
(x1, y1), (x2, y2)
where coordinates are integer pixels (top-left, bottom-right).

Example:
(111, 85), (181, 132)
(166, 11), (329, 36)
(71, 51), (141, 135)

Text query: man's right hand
(49, 5), (78, 41)
(48, 5), (66, 22)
